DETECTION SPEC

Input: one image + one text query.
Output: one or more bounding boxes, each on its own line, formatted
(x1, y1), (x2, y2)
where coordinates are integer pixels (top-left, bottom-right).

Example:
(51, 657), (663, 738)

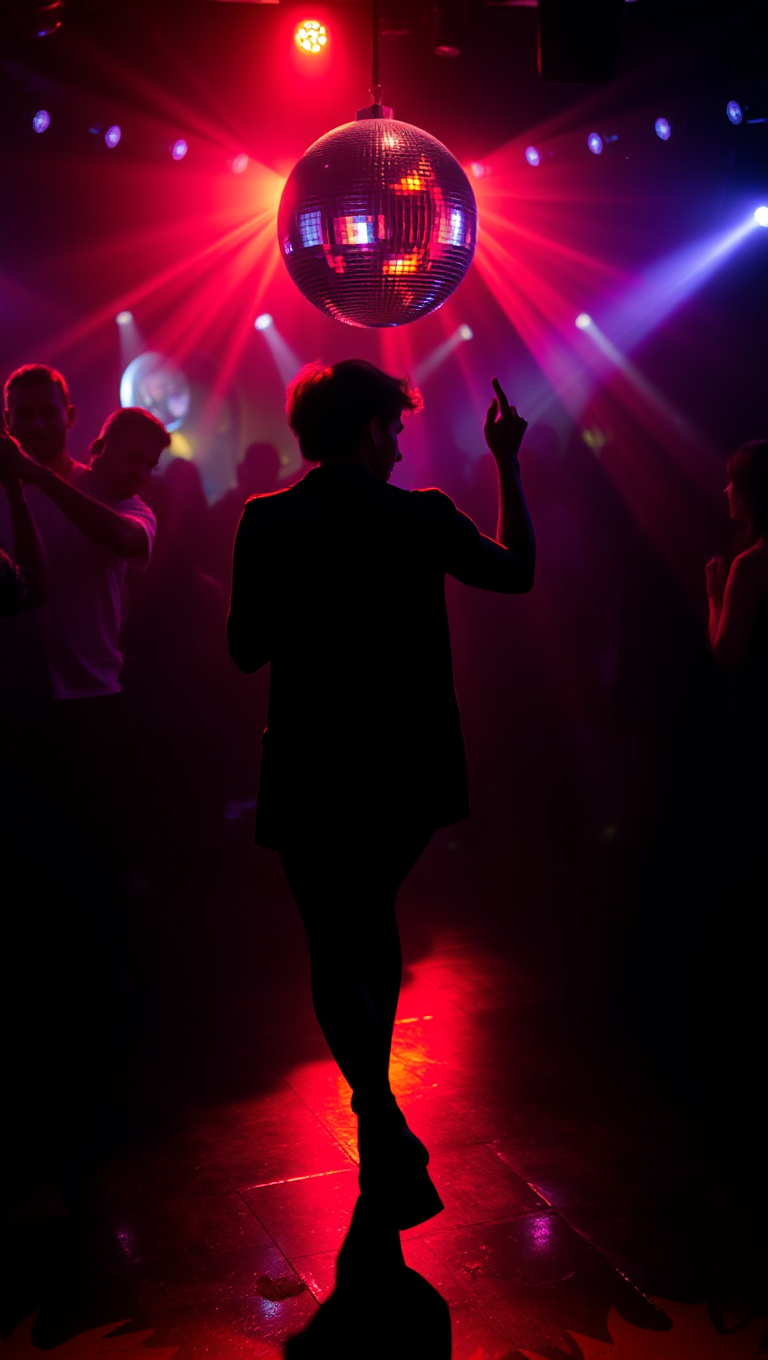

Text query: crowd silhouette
(1, 358), (766, 1351)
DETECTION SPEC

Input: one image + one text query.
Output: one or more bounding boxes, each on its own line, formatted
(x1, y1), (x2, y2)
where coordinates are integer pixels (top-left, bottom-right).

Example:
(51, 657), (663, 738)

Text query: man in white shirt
(0, 363), (168, 854)
(0, 365), (169, 863)
(1, 368), (171, 1197)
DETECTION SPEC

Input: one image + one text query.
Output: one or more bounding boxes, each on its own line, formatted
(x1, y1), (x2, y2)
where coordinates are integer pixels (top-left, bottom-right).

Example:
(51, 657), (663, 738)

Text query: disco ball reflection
(120, 352), (191, 432)
(277, 117), (477, 327)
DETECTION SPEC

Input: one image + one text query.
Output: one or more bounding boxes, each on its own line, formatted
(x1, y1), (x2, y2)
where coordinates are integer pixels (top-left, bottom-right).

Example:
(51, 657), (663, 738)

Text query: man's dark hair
(286, 359), (422, 463)
(4, 364), (70, 408)
(94, 406), (171, 456)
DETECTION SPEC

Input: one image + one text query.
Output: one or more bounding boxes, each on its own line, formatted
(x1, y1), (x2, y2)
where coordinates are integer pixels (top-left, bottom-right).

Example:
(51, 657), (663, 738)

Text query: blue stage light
(32, 109), (51, 134)
(171, 139), (188, 161)
(654, 117), (671, 141)
(254, 314), (273, 330)
(458, 324), (473, 340)
(105, 125), (121, 148)
(116, 311), (133, 326)
(525, 146), (541, 167)
(754, 206), (768, 227)
(587, 133), (603, 155)
(726, 101), (743, 125)
(575, 313), (592, 330)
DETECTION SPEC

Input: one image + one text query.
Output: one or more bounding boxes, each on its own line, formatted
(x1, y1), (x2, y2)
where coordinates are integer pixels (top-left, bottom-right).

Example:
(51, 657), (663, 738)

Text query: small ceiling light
(34, 0), (64, 36)
(105, 125), (121, 148)
(654, 117), (671, 141)
(171, 139), (188, 161)
(116, 310), (134, 326)
(726, 101), (743, 125)
(525, 146), (541, 167)
(754, 206), (768, 227)
(32, 109), (51, 133)
(587, 133), (603, 155)
(254, 313), (273, 330)
(295, 20), (328, 54)
(431, 0), (466, 58)
(458, 323), (473, 340)
(231, 153), (249, 174)
(575, 313), (592, 329)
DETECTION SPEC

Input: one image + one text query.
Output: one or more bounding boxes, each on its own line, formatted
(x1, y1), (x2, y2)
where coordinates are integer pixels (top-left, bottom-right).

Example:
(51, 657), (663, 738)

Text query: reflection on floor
(2, 832), (767, 1358)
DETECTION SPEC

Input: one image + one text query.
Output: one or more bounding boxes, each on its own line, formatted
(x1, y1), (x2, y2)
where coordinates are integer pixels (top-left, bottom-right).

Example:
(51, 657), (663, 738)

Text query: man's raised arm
(445, 378), (535, 594)
(486, 377), (535, 583)
(7, 438), (148, 558)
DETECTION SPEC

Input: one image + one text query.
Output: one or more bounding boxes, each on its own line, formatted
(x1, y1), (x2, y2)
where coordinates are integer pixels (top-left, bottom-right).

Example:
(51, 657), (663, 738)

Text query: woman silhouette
(228, 360), (535, 1229)
(708, 441), (768, 672)
(707, 439), (768, 840)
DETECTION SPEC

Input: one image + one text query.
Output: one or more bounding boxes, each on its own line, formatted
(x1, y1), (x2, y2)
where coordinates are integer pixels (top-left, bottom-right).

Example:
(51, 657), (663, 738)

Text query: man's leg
(279, 825), (433, 1109)
(279, 826), (442, 1228)
(279, 842), (394, 1109)
(356, 825), (433, 1070)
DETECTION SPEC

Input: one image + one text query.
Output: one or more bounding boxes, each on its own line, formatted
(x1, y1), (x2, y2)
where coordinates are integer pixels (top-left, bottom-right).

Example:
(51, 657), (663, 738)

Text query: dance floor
(2, 828), (766, 1358)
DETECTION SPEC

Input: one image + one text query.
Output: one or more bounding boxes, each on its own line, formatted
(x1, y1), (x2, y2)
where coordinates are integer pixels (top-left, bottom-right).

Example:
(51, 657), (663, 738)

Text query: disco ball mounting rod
(371, 0), (381, 106)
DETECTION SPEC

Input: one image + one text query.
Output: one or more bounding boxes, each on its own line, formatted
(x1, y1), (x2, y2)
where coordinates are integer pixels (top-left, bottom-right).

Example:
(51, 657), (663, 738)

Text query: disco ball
(120, 352), (190, 433)
(277, 116), (477, 328)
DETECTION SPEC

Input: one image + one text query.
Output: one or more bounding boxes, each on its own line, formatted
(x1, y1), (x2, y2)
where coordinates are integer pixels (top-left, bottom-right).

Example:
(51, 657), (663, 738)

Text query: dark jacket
(228, 462), (528, 848)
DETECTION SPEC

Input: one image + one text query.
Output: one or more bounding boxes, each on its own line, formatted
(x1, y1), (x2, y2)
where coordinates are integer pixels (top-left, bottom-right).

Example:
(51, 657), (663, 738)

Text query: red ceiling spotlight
(294, 20), (328, 54)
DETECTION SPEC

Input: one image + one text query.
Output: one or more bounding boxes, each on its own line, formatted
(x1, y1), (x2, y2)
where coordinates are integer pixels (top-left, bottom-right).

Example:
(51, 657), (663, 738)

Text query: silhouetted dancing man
(228, 360), (535, 1231)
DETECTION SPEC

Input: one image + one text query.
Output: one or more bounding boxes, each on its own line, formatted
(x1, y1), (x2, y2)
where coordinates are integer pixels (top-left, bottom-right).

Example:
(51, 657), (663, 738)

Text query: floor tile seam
(129, 1282), (320, 1329)
(509, 1200), (661, 1311)
(422, 1206), (567, 1237)
(483, 1141), (561, 1209)
(424, 1136), (554, 1183)
(238, 1166), (358, 1193)
(176, 1123), (304, 1282)
(228, 1182), (312, 1284)
(158, 1114), (266, 1197)
(286, 1254), (334, 1305)
(278, 1077), (361, 1167)
(118, 1234), (309, 1277)
(415, 1202), (623, 1264)
(182, 1079), (359, 1179)
(288, 1249), (484, 1314)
